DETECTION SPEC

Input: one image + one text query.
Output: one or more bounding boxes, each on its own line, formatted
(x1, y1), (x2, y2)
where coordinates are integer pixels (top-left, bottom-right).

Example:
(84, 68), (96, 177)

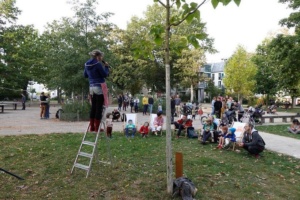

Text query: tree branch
(170, 0), (207, 27)
(157, 0), (167, 8)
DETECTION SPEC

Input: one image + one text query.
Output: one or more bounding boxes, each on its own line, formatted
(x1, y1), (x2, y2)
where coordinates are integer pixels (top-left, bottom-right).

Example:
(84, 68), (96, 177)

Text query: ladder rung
(82, 141), (95, 146)
(74, 163), (89, 171)
(78, 152), (93, 158)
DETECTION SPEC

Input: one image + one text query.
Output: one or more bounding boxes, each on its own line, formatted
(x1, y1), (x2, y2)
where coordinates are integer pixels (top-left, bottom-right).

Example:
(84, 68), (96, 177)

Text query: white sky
(15, 0), (292, 62)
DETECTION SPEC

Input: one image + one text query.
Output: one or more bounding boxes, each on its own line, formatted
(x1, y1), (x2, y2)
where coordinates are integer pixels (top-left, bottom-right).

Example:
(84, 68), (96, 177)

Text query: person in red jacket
(174, 115), (193, 139)
(139, 122), (150, 138)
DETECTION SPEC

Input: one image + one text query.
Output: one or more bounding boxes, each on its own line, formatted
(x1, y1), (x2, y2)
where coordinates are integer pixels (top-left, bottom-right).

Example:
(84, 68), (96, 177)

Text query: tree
(223, 45), (257, 102)
(267, 34), (300, 106)
(153, 0), (241, 194)
(252, 38), (279, 105)
(174, 48), (205, 102)
(279, 0), (300, 34)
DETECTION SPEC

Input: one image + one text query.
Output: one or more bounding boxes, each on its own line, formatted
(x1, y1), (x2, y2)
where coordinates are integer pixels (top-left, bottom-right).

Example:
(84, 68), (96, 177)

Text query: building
(197, 61), (226, 102)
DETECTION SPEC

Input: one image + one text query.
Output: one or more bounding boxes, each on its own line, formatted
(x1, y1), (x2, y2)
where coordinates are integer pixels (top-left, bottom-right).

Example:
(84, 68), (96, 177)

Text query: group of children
(105, 113), (152, 138)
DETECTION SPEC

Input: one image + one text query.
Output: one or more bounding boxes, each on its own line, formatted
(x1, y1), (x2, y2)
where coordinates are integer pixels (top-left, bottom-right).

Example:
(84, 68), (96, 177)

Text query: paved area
(0, 104), (300, 159)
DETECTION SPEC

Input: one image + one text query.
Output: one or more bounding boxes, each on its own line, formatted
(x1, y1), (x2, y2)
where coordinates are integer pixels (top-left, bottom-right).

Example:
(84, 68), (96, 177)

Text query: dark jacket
(84, 58), (109, 85)
(148, 97), (154, 105)
(242, 130), (265, 148)
(214, 100), (222, 111)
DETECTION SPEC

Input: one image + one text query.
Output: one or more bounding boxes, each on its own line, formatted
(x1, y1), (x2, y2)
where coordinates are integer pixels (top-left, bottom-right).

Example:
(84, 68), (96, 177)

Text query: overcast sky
(15, 0), (292, 62)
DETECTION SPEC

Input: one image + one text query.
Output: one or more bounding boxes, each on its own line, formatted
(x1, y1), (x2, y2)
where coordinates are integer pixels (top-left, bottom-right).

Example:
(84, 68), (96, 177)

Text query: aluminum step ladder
(71, 107), (112, 178)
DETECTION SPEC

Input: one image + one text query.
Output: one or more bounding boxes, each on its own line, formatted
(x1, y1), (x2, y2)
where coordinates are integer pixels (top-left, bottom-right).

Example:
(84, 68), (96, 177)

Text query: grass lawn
(256, 125), (300, 140)
(1, 132), (300, 199)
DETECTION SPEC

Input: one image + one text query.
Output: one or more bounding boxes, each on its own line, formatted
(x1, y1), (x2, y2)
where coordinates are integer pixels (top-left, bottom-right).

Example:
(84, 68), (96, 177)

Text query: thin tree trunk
(165, 0), (173, 195)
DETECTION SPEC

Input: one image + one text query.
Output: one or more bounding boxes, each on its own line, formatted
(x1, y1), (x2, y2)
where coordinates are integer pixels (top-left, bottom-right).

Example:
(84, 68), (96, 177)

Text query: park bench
(0, 102), (18, 110)
(261, 114), (300, 124)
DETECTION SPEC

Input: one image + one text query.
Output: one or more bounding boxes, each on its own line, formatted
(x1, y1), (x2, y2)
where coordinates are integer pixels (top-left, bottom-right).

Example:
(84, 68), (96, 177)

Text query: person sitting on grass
(288, 119), (300, 134)
(239, 123), (265, 158)
(222, 127), (236, 149)
(217, 125), (228, 149)
(174, 114), (193, 139)
(201, 117), (217, 144)
(139, 122), (150, 138)
(124, 119), (136, 138)
(152, 112), (164, 136)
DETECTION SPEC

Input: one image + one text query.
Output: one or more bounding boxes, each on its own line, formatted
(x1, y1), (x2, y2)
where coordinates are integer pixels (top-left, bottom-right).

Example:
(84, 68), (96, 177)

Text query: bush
(60, 101), (90, 121)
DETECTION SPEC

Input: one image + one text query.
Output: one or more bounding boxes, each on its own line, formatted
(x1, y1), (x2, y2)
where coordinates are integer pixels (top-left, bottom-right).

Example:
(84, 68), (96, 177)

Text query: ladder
(71, 107), (112, 178)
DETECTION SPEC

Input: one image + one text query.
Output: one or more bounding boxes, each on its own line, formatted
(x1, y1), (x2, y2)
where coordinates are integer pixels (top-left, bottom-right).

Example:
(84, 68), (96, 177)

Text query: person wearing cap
(239, 123), (265, 158)
(84, 49), (109, 132)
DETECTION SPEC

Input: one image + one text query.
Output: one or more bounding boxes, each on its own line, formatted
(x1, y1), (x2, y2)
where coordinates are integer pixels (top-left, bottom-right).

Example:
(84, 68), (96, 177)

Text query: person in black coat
(213, 97), (222, 118)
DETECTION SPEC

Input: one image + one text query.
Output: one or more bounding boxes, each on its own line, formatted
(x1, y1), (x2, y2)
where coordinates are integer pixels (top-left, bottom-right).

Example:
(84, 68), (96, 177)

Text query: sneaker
(154, 132), (158, 136)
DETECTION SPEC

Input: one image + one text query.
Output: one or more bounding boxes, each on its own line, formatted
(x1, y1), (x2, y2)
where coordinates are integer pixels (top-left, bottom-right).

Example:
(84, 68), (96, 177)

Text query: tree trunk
(190, 84), (194, 102)
(165, 0), (173, 195)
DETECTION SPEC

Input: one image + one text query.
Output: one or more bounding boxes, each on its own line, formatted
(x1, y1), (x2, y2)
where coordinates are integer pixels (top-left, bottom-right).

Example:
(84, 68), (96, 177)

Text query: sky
(15, 0), (293, 62)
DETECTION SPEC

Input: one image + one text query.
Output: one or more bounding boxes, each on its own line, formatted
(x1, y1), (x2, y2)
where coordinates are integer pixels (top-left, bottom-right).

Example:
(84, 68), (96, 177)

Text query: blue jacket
(84, 58), (109, 85)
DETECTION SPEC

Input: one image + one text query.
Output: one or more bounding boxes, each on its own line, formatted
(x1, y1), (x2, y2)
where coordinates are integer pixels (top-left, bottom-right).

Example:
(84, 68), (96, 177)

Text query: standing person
(40, 92), (47, 119)
(148, 95), (154, 114)
(45, 94), (51, 119)
(175, 95), (181, 117)
(235, 101), (244, 122)
(21, 93), (26, 110)
(142, 95), (149, 115)
(239, 123), (266, 158)
(214, 97), (222, 118)
(171, 95), (176, 124)
(211, 97), (216, 115)
(117, 94), (123, 111)
(84, 49), (109, 132)
(129, 97), (134, 113)
(134, 96), (139, 113)
(122, 94), (127, 111)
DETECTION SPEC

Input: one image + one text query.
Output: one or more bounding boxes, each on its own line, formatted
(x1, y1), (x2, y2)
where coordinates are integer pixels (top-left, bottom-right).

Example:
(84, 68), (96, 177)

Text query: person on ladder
(84, 49), (110, 132)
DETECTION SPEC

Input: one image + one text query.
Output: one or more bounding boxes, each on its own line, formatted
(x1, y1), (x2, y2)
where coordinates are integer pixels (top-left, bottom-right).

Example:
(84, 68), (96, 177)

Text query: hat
(89, 49), (104, 57)
(229, 127), (236, 134)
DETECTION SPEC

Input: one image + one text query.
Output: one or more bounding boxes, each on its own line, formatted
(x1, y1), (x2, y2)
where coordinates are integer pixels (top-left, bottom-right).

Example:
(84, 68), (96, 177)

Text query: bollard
(175, 152), (183, 178)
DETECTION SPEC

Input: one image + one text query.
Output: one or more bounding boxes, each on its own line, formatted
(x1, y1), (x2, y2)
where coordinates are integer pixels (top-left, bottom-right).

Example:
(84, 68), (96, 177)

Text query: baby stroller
(248, 105), (265, 124)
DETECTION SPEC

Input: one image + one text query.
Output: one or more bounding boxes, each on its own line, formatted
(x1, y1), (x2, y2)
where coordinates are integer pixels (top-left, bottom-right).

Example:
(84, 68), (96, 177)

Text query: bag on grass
(172, 177), (197, 200)
(187, 127), (198, 139)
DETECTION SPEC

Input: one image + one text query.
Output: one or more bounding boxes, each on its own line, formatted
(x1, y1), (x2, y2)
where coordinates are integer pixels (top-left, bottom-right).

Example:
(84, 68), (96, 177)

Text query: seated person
(174, 115), (193, 139)
(201, 117), (217, 144)
(139, 122), (150, 138)
(288, 119), (300, 134)
(112, 109), (121, 121)
(217, 125), (228, 149)
(152, 112), (164, 135)
(124, 119), (136, 138)
(218, 127), (236, 149)
(239, 123), (265, 158)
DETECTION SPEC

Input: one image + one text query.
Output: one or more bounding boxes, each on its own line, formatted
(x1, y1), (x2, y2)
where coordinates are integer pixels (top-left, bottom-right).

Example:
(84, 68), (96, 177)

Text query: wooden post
(175, 152), (183, 178)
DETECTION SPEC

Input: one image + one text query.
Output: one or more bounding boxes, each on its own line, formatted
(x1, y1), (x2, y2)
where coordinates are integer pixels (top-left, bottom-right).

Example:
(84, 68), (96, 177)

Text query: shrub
(60, 101), (90, 121)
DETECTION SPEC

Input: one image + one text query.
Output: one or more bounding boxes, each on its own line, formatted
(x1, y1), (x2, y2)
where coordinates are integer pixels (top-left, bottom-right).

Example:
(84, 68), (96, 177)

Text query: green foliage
(256, 124), (300, 140)
(62, 101), (90, 114)
(223, 45), (257, 100)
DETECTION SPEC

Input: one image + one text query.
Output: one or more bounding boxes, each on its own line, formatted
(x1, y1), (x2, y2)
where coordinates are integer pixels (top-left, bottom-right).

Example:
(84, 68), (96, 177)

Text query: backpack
(187, 127), (198, 139)
(172, 177), (197, 199)
(121, 113), (127, 122)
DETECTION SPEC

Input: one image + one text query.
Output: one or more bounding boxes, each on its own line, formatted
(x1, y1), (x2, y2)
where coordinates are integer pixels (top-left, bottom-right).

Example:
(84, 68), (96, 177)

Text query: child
(139, 122), (149, 138)
(219, 127), (236, 149)
(158, 104), (162, 113)
(191, 107), (196, 120)
(217, 126), (228, 149)
(124, 119), (136, 138)
(106, 114), (113, 138)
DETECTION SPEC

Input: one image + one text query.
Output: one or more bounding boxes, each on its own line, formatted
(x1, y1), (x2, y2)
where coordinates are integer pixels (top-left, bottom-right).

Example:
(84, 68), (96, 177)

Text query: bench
(261, 115), (299, 123)
(0, 102), (18, 110)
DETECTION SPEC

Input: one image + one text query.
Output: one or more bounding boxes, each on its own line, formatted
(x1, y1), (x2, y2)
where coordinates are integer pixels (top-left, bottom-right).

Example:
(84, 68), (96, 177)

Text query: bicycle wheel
(201, 116), (207, 124)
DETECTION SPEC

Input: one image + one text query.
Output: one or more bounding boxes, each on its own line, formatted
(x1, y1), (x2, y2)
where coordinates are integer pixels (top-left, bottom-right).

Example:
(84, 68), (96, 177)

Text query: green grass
(1, 133), (300, 199)
(256, 125), (300, 140)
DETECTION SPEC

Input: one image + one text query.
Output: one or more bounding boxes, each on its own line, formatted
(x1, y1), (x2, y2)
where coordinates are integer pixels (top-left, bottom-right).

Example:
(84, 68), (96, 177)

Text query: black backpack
(121, 113), (127, 122)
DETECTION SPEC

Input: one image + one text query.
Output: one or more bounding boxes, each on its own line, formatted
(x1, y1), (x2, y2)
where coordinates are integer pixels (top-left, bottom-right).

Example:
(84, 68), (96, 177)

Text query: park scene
(1, 0), (300, 199)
